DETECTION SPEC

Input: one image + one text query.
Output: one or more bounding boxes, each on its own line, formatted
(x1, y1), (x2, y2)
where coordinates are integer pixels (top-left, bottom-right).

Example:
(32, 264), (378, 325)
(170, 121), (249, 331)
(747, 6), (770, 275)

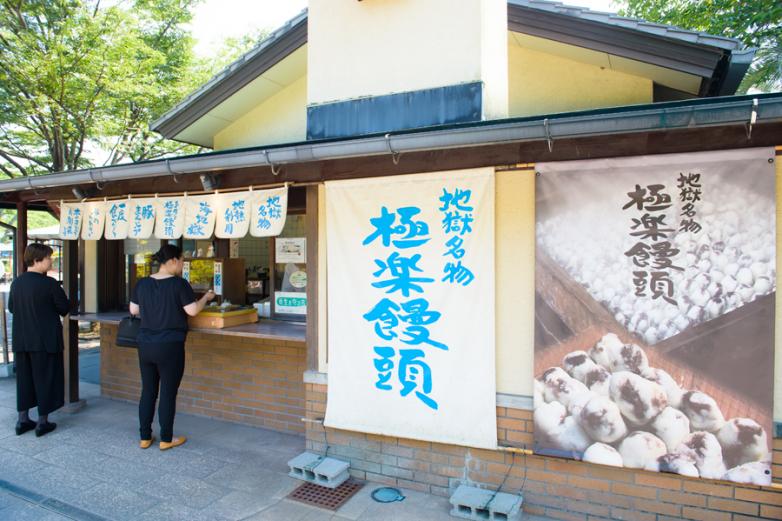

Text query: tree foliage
(619, 0), (782, 93)
(0, 0), (207, 178)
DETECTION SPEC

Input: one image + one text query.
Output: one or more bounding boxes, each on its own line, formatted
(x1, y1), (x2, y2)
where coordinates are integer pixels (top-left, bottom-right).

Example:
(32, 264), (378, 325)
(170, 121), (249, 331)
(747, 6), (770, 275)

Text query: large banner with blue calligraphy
(534, 148), (775, 486)
(324, 168), (497, 449)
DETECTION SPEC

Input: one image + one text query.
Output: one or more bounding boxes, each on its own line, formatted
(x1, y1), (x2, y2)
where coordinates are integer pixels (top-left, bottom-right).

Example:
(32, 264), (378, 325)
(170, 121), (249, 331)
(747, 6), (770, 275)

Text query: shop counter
(72, 312), (305, 342)
(74, 312), (307, 435)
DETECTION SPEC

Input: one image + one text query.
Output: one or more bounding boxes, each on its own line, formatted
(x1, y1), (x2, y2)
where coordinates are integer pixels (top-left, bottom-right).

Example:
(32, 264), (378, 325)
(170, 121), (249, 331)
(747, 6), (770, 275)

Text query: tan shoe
(159, 436), (187, 451)
(139, 437), (155, 449)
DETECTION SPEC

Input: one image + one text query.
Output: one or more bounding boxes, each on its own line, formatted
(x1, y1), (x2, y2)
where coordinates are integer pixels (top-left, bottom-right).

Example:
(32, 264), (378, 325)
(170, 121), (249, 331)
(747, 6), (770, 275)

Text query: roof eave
(2, 93), (780, 196)
(150, 11), (308, 139)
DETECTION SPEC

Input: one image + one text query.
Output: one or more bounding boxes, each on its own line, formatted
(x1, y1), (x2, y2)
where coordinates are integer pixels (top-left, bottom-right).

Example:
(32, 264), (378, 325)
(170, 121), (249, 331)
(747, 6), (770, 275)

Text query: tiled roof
(509, 0), (744, 50)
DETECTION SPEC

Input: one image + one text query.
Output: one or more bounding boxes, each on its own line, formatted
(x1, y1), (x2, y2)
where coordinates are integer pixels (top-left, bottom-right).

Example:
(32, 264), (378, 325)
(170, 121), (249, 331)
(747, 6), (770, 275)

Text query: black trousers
(16, 351), (64, 416)
(138, 341), (185, 443)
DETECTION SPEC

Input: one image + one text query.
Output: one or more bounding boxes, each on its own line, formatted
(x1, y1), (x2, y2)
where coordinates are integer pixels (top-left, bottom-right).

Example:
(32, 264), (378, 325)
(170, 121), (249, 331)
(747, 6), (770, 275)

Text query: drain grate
(287, 478), (364, 511)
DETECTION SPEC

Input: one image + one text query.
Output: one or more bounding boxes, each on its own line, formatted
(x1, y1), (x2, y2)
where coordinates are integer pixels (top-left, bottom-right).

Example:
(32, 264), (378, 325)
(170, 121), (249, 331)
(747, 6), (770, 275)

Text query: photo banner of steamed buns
(533, 333), (772, 486)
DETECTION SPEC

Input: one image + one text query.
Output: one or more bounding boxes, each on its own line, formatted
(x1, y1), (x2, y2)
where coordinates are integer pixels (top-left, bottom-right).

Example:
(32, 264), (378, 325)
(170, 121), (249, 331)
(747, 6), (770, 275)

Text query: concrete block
(312, 457), (350, 489)
(0, 363), (13, 378)
(287, 452), (350, 489)
(449, 484), (523, 521)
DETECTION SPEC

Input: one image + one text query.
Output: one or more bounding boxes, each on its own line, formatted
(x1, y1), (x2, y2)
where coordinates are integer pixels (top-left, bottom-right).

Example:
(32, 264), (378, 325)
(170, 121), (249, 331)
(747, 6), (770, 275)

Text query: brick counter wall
(305, 383), (782, 521)
(101, 324), (306, 434)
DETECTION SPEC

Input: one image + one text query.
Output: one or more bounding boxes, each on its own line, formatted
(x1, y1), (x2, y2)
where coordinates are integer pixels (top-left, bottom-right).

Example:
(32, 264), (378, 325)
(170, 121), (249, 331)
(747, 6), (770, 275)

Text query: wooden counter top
(71, 312), (306, 343)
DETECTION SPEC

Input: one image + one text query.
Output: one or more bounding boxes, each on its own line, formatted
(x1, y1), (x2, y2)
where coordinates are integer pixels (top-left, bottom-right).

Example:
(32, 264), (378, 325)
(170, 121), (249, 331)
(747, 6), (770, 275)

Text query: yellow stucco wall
(307, 0), (507, 118)
(84, 240), (98, 313)
(213, 75), (307, 151)
(508, 42), (653, 117)
(495, 169), (535, 395)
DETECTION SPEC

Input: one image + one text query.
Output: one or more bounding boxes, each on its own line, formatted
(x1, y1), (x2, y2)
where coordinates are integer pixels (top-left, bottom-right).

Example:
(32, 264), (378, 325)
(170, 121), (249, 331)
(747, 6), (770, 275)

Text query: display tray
(188, 307), (258, 329)
(534, 249), (772, 431)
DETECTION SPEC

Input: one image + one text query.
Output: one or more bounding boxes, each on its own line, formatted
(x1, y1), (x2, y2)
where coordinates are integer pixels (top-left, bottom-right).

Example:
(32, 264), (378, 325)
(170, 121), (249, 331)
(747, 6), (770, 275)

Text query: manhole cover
(287, 479), (364, 511)
(371, 487), (405, 503)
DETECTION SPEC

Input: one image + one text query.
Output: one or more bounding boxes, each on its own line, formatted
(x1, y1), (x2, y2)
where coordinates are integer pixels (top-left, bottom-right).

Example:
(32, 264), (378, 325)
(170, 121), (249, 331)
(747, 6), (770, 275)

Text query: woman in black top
(9, 243), (71, 437)
(129, 245), (215, 450)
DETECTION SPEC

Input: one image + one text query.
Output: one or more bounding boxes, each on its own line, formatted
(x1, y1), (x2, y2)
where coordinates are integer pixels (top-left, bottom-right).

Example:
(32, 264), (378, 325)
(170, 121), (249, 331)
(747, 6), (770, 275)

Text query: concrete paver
(0, 376), (549, 520)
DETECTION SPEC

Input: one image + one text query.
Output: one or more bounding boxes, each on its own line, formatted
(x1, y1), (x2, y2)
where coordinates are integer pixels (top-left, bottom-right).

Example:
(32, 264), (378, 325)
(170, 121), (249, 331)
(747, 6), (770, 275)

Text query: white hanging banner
(183, 194), (217, 239)
(104, 200), (130, 240)
(324, 168), (497, 449)
(127, 198), (156, 239)
(59, 202), (84, 240)
(215, 192), (251, 239)
(250, 186), (288, 237)
(81, 201), (106, 241)
(154, 197), (185, 240)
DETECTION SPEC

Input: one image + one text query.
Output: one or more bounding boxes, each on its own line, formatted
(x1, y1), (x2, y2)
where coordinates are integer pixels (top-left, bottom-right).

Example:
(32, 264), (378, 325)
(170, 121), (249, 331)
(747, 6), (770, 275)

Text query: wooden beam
(61, 239), (83, 409)
(305, 185), (319, 372)
(15, 201), (27, 277)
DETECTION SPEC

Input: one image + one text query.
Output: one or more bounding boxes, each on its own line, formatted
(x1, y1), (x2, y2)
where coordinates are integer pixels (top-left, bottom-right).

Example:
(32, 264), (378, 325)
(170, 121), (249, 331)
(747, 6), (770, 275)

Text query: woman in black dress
(9, 243), (71, 437)
(129, 245), (215, 450)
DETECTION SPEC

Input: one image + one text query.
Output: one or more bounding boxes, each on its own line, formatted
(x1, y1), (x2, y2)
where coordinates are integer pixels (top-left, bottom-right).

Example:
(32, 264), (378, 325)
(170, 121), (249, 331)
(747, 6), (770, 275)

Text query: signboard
(182, 261), (191, 283)
(59, 202), (83, 240)
(275, 237), (306, 263)
(324, 168), (497, 449)
(275, 291), (307, 314)
(58, 186), (288, 241)
(534, 148), (775, 486)
(213, 261), (223, 296)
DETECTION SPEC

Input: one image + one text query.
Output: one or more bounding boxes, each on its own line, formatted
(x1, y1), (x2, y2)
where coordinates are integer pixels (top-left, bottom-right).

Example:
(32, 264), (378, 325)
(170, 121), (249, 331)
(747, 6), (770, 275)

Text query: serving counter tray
(189, 307), (258, 329)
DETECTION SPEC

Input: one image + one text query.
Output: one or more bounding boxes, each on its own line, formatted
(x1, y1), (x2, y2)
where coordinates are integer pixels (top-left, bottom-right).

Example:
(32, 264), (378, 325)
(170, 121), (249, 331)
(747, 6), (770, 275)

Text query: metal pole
(62, 239), (83, 410)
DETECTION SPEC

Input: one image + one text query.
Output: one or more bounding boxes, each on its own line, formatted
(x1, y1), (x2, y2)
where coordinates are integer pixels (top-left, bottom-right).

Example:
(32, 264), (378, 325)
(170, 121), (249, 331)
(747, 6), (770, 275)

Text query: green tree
(618, 1), (781, 93)
(0, 0), (204, 178)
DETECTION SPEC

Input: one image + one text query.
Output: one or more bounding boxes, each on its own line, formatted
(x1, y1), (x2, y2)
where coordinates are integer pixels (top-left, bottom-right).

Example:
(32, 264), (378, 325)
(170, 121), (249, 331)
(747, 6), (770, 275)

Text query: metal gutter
(1, 94), (780, 194)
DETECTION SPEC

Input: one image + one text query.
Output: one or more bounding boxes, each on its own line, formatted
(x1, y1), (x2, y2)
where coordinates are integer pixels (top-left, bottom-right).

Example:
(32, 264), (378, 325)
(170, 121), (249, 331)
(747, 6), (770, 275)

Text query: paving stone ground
(0, 377), (551, 521)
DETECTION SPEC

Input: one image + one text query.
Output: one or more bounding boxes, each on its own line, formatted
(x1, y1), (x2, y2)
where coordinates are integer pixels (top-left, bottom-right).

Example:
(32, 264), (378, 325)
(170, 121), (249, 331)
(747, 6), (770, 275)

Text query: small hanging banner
(215, 192), (251, 239)
(127, 198), (156, 239)
(182, 261), (191, 282)
(81, 201), (106, 241)
(250, 186), (288, 237)
(154, 197), (185, 240)
(59, 203), (84, 240)
(184, 195), (217, 240)
(213, 261), (223, 296)
(104, 200), (130, 240)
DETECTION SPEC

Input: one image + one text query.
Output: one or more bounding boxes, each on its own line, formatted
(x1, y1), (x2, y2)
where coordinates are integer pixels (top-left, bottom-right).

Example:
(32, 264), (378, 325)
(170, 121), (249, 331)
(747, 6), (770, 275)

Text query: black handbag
(116, 316), (141, 348)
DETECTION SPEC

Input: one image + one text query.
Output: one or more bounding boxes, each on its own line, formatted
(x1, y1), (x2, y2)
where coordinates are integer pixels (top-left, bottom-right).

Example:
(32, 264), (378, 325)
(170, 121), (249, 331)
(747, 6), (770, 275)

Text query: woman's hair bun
(153, 244), (182, 264)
